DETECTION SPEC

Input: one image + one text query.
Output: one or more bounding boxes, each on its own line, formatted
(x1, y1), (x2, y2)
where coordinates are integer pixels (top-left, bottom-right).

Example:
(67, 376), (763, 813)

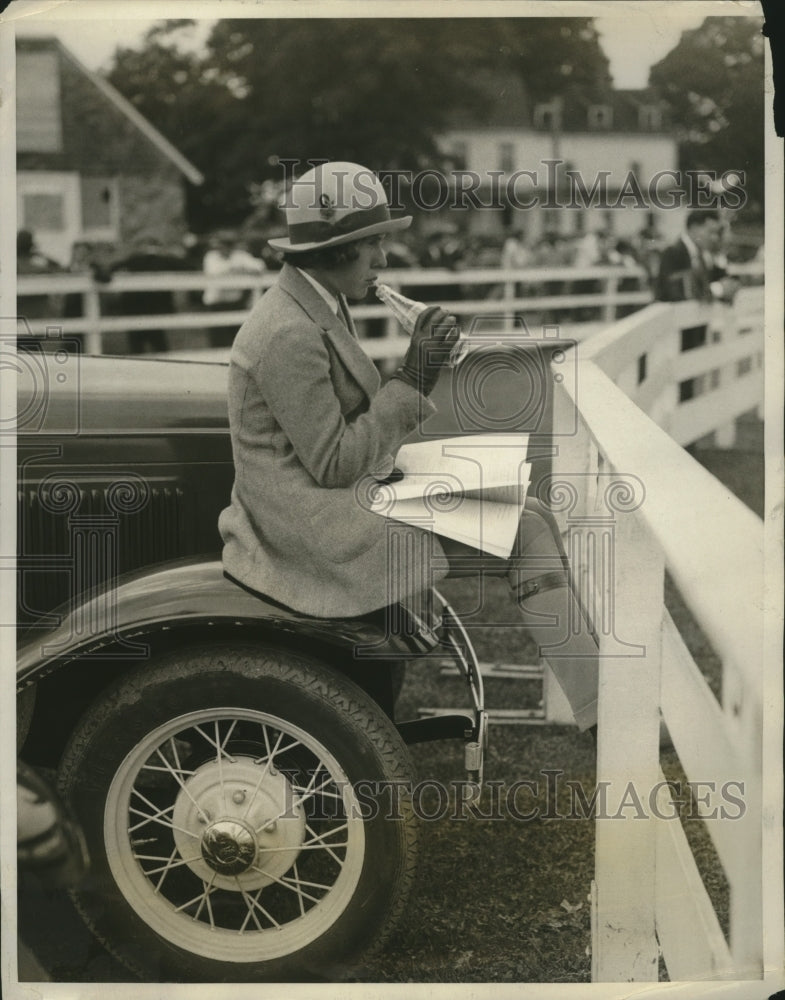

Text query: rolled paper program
(374, 282), (468, 367)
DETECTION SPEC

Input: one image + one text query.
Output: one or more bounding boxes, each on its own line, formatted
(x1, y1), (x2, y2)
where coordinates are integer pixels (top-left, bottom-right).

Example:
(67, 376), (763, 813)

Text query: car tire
(58, 643), (418, 982)
(17, 686), (36, 752)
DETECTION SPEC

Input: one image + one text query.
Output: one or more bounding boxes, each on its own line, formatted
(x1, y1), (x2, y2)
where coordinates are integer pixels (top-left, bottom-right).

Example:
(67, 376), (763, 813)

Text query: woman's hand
(392, 307), (460, 396)
(373, 467), (404, 485)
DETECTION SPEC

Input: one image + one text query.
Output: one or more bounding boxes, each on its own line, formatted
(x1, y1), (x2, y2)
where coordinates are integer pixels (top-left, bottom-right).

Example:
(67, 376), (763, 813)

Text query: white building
(435, 82), (685, 245)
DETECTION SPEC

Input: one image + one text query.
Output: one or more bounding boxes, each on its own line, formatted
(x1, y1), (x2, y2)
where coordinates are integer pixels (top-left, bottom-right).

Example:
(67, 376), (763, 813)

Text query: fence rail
(16, 262), (762, 366)
(16, 264), (655, 357)
(550, 298), (764, 981)
(577, 291), (763, 448)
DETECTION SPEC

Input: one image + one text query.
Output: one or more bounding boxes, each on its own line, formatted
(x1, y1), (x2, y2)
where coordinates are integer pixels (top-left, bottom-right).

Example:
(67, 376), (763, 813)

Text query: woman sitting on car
(219, 161), (598, 734)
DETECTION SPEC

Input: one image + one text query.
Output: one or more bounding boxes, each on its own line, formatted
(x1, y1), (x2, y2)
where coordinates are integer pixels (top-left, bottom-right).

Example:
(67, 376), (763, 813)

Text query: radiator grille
(17, 479), (195, 627)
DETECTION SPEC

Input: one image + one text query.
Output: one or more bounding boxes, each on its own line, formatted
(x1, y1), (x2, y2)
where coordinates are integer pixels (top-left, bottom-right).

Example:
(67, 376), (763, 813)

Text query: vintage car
(15, 343), (486, 983)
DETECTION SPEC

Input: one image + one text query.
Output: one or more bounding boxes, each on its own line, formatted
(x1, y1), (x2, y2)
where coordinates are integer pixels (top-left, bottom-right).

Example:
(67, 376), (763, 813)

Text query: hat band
(287, 204), (392, 245)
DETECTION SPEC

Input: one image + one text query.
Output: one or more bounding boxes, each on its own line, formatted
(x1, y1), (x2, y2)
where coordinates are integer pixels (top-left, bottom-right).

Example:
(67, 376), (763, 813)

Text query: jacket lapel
(336, 294), (358, 337)
(277, 264), (379, 399)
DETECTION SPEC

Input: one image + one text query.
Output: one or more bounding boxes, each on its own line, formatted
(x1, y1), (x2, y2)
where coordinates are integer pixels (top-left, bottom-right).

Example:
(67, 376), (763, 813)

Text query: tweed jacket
(219, 263), (448, 617)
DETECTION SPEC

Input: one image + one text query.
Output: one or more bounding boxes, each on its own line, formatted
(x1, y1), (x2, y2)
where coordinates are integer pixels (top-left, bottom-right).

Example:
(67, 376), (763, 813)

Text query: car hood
(16, 353), (230, 434)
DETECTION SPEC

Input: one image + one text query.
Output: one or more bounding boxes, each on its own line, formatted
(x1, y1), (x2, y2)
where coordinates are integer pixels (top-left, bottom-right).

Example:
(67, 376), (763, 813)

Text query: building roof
(17, 36), (204, 185)
(445, 71), (670, 134)
(556, 87), (670, 133)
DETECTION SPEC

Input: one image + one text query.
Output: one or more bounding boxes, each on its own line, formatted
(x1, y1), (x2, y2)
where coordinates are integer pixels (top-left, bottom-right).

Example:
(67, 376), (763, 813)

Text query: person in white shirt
(501, 227), (530, 271)
(203, 231), (266, 345)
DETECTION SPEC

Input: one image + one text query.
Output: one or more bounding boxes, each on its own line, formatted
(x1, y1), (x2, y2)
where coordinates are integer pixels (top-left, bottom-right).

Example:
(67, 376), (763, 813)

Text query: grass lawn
(361, 575), (597, 983)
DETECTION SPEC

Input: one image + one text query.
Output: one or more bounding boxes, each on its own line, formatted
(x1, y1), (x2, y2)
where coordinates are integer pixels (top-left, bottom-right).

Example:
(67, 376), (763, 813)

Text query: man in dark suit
(112, 236), (192, 353)
(656, 209), (738, 303)
(219, 161), (599, 732)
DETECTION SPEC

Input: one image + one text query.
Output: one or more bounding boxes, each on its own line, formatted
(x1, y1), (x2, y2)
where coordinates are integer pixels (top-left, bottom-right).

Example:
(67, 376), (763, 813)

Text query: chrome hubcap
(201, 819), (257, 876)
(172, 756), (306, 891)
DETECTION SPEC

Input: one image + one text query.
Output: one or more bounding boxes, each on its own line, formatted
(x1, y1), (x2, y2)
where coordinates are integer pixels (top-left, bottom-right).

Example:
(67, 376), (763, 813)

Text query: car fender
(17, 557), (434, 688)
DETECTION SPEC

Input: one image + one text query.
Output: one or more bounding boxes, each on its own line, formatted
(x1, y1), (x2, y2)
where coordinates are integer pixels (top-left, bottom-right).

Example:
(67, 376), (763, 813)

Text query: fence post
(544, 380), (595, 724)
(721, 618), (764, 976)
(602, 273), (619, 324)
(592, 502), (663, 981)
(504, 274), (516, 329)
(552, 373), (662, 980)
(83, 280), (103, 355)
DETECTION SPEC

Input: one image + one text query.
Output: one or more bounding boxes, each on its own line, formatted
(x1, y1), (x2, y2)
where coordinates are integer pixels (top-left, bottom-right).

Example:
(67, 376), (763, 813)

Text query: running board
(396, 712), (475, 745)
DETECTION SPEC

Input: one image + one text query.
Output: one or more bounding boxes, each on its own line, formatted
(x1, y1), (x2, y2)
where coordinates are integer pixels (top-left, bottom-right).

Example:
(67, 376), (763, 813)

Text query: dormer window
(534, 102), (561, 131)
(588, 104), (613, 130)
(639, 105), (662, 130)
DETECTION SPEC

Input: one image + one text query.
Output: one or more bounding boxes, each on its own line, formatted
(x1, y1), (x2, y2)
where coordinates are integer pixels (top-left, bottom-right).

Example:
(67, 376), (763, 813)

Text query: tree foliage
(493, 18), (611, 101)
(107, 17), (611, 230)
(648, 16), (765, 212)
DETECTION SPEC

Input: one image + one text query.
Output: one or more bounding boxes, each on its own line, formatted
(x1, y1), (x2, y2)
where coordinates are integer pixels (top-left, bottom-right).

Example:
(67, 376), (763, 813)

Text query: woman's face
(326, 235), (388, 301)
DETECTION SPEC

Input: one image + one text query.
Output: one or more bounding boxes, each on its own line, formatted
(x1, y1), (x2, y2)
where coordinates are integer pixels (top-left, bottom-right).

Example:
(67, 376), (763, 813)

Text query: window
(588, 104), (613, 129)
(17, 50), (62, 152)
(709, 369), (721, 389)
(679, 376), (705, 402)
(637, 353), (647, 385)
(736, 356), (753, 377)
(639, 105), (662, 130)
(534, 102), (561, 130)
(540, 207), (561, 235)
(498, 142), (515, 174)
(680, 324), (707, 352)
(22, 192), (65, 231)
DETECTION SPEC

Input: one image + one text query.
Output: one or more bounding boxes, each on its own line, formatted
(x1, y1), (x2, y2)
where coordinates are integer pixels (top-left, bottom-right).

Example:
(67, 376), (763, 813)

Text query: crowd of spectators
(17, 229), (268, 354)
(373, 224), (660, 323)
(17, 215), (753, 353)
(380, 223), (662, 278)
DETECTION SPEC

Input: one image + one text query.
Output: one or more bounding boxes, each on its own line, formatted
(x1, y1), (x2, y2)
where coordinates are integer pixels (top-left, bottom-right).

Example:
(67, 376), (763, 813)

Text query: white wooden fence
(16, 264), (653, 357)
(549, 296), (766, 981)
(576, 291), (764, 448)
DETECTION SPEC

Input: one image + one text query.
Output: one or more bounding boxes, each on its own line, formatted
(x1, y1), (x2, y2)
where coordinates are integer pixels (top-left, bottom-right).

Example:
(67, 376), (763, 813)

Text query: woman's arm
(253, 319), (433, 489)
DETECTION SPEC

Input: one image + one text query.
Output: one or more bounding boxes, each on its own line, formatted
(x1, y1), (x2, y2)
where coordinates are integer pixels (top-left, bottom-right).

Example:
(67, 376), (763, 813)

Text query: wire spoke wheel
(59, 646), (417, 982)
(109, 708), (364, 962)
